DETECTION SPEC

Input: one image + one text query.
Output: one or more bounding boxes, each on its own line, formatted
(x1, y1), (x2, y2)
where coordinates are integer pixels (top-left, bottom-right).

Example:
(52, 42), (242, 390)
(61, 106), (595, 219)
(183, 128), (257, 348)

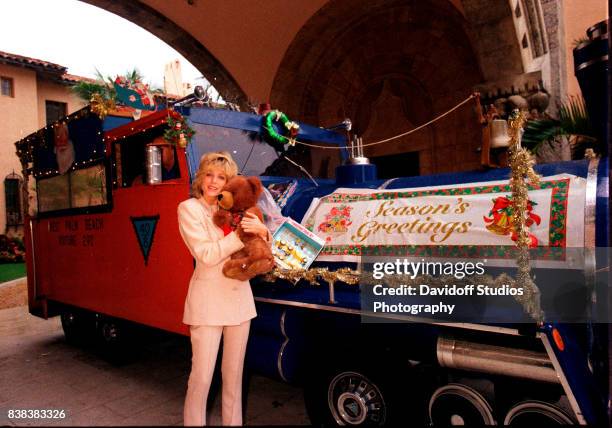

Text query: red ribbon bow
(483, 196), (541, 248)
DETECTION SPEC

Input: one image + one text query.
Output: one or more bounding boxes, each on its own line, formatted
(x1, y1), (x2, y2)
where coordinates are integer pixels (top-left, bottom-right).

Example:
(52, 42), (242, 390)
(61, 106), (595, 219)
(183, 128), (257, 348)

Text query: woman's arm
(178, 203), (244, 267)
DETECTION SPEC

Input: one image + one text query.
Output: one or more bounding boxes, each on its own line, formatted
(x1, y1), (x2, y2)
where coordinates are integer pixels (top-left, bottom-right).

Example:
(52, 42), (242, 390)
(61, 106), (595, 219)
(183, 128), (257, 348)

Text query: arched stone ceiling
(81, 0), (466, 105)
(271, 0), (481, 123)
(269, 0), (485, 174)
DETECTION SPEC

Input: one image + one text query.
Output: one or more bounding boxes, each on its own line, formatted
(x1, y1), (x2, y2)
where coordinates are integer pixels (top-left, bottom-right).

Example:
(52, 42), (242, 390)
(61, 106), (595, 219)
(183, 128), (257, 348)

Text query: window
(522, 0), (548, 57)
(115, 129), (180, 187)
(188, 123), (279, 176)
(37, 163), (108, 214)
(45, 101), (67, 125)
(1, 77), (13, 97)
(514, 1), (521, 18)
(4, 174), (23, 226)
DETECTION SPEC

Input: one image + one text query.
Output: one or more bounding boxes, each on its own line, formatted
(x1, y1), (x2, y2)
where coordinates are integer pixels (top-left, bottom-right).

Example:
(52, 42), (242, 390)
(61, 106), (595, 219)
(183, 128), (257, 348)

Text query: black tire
(60, 309), (94, 345)
(504, 400), (575, 425)
(428, 383), (496, 425)
(304, 352), (427, 426)
(95, 316), (139, 364)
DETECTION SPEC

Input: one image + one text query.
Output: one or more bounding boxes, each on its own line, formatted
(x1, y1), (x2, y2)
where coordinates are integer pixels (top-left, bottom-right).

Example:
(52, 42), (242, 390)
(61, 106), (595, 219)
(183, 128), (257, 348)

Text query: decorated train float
(15, 89), (610, 426)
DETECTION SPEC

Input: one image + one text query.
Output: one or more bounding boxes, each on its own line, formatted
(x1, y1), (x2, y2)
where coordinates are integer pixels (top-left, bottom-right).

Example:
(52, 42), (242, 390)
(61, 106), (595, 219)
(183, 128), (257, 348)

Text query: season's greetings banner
(302, 174), (586, 265)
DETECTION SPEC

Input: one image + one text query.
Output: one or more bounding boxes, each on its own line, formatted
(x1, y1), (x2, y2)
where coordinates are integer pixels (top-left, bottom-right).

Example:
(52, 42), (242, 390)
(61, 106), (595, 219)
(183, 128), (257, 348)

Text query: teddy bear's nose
(217, 194), (223, 201)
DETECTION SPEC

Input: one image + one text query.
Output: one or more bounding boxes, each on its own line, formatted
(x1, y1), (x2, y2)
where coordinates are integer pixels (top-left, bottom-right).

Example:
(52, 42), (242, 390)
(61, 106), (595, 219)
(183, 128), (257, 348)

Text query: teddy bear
(213, 175), (275, 281)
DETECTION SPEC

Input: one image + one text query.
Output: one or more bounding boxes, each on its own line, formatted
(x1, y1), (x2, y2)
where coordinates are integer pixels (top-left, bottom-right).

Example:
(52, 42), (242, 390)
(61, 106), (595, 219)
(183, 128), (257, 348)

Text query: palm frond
(71, 82), (108, 102)
(69, 68), (117, 103)
(127, 68), (144, 83)
(558, 96), (593, 138)
(522, 96), (598, 156)
(521, 119), (561, 153)
(94, 68), (115, 89)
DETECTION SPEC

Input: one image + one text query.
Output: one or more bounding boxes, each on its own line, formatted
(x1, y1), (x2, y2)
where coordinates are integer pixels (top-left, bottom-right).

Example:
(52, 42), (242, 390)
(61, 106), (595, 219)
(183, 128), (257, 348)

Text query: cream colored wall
(0, 63), (86, 236)
(0, 64), (38, 237)
(563, 0), (608, 97)
(36, 79), (86, 128)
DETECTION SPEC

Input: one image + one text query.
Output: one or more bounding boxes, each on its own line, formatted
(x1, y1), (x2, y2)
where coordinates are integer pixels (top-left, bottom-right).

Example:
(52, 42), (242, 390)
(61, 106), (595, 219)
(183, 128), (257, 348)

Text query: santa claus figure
(54, 123), (75, 174)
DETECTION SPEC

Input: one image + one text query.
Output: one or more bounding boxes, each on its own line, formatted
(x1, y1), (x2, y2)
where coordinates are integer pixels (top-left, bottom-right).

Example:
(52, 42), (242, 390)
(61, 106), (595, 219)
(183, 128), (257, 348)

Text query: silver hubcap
(328, 371), (385, 425)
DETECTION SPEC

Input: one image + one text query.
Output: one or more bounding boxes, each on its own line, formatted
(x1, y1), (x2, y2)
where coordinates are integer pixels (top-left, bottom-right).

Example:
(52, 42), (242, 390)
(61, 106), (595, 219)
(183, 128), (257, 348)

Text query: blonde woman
(178, 152), (270, 426)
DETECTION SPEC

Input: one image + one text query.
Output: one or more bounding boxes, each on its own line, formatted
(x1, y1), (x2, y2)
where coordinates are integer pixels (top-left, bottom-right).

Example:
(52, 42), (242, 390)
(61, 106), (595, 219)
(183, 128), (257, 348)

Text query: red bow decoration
(218, 211), (244, 236)
(220, 224), (233, 236)
(483, 196), (541, 247)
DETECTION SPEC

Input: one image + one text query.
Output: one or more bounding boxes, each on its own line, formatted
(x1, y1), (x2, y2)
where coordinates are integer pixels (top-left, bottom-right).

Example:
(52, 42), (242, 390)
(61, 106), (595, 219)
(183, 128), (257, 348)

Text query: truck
(16, 103), (610, 426)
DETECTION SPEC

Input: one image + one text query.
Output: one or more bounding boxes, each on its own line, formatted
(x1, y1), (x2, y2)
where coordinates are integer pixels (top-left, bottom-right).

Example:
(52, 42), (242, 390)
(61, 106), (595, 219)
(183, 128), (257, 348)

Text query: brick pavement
(0, 304), (310, 426)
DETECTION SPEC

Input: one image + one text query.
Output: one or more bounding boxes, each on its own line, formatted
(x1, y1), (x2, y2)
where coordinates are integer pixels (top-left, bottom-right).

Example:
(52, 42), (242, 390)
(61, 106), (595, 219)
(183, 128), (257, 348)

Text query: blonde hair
(192, 151), (238, 198)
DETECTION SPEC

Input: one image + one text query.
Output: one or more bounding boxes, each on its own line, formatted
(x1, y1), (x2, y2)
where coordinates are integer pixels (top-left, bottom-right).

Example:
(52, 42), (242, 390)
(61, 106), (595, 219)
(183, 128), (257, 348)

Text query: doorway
(369, 151), (419, 179)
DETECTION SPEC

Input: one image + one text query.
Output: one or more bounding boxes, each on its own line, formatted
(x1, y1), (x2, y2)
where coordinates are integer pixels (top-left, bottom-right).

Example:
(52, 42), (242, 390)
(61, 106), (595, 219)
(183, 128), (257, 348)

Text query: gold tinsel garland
(90, 93), (116, 120)
(259, 110), (544, 321)
(261, 267), (360, 287)
(507, 110), (544, 321)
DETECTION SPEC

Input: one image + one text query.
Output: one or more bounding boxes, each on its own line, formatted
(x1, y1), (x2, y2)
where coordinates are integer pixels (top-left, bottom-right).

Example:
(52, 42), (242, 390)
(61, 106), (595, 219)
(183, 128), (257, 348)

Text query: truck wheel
(60, 310), (94, 345)
(504, 400), (575, 425)
(304, 358), (421, 426)
(428, 383), (496, 425)
(96, 317), (137, 364)
(328, 370), (386, 425)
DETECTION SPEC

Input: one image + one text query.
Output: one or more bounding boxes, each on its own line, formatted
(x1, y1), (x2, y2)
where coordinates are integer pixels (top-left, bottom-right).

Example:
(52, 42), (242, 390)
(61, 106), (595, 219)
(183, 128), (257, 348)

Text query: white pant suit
(177, 198), (260, 426)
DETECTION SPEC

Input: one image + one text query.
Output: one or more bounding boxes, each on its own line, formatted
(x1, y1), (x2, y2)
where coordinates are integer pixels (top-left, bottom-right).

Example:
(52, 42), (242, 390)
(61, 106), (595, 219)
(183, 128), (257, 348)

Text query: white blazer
(177, 197), (257, 326)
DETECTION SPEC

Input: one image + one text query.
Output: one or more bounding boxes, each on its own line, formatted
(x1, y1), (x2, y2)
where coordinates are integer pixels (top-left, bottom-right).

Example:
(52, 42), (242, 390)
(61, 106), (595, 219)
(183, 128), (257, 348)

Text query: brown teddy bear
(213, 175), (275, 281)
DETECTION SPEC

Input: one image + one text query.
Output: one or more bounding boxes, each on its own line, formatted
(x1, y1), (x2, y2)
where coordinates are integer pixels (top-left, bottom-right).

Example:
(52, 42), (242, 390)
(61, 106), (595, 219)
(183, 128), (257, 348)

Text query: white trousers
(183, 321), (250, 426)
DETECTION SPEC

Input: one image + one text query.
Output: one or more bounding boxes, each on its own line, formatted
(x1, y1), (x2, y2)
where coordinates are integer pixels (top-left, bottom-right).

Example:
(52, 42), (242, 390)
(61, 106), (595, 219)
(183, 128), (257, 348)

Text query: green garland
(164, 114), (195, 147)
(262, 110), (300, 152)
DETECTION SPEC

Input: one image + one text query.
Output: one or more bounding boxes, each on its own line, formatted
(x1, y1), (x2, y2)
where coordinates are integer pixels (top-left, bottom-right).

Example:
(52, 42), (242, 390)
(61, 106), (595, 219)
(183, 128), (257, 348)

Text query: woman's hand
(241, 212), (269, 240)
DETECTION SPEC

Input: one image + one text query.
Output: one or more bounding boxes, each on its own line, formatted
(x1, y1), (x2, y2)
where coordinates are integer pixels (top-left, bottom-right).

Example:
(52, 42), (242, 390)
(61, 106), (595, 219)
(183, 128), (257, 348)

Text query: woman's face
(201, 166), (227, 200)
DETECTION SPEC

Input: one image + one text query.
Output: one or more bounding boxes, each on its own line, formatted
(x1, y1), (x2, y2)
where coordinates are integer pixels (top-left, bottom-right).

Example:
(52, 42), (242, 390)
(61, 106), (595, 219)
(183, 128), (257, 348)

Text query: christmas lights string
(15, 106), (105, 178)
(16, 106), (185, 179)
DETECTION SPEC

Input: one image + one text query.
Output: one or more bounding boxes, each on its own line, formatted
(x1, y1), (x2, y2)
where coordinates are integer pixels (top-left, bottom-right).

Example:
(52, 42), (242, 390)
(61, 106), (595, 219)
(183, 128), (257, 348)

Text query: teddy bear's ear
(247, 176), (263, 197)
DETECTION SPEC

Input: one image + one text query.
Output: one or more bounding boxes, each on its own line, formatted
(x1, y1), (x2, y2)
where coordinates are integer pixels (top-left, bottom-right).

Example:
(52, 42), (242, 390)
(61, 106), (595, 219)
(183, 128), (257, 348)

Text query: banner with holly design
(302, 174), (586, 265)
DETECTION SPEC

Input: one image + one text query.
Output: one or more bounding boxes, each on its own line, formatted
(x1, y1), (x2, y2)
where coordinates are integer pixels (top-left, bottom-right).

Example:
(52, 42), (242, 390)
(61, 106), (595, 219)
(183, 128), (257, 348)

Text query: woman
(178, 151), (270, 426)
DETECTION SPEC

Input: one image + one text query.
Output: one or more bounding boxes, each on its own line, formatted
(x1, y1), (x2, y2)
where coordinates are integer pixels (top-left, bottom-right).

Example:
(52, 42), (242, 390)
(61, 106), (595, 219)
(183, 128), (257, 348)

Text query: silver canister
(145, 145), (162, 184)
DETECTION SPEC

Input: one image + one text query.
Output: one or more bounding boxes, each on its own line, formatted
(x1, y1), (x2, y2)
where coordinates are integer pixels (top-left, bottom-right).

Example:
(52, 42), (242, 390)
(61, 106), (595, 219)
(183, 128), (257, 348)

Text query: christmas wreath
(262, 110), (300, 152)
(164, 114), (195, 147)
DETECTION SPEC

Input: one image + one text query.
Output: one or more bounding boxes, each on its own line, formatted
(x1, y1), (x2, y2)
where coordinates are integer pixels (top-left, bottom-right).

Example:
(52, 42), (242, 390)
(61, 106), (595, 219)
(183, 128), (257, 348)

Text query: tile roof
(0, 50), (95, 85)
(61, 73), (97, 84)
(0, 50), (66, 73)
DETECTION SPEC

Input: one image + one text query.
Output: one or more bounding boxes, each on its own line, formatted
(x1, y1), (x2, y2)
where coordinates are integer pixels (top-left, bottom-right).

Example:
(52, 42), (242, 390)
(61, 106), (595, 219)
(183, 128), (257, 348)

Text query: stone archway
(81, 0), (250, 108)
(271, 0), (485, 175)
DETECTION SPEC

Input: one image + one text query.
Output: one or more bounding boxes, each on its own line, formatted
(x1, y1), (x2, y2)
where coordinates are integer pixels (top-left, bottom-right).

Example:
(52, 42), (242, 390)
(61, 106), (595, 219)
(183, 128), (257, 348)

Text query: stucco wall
(0, 63), (85, 236)
(0, 64), (38, 143)
(0, 64), (38, 237)
(563, 0), (608, 97)
(36, 79), (85, 128)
